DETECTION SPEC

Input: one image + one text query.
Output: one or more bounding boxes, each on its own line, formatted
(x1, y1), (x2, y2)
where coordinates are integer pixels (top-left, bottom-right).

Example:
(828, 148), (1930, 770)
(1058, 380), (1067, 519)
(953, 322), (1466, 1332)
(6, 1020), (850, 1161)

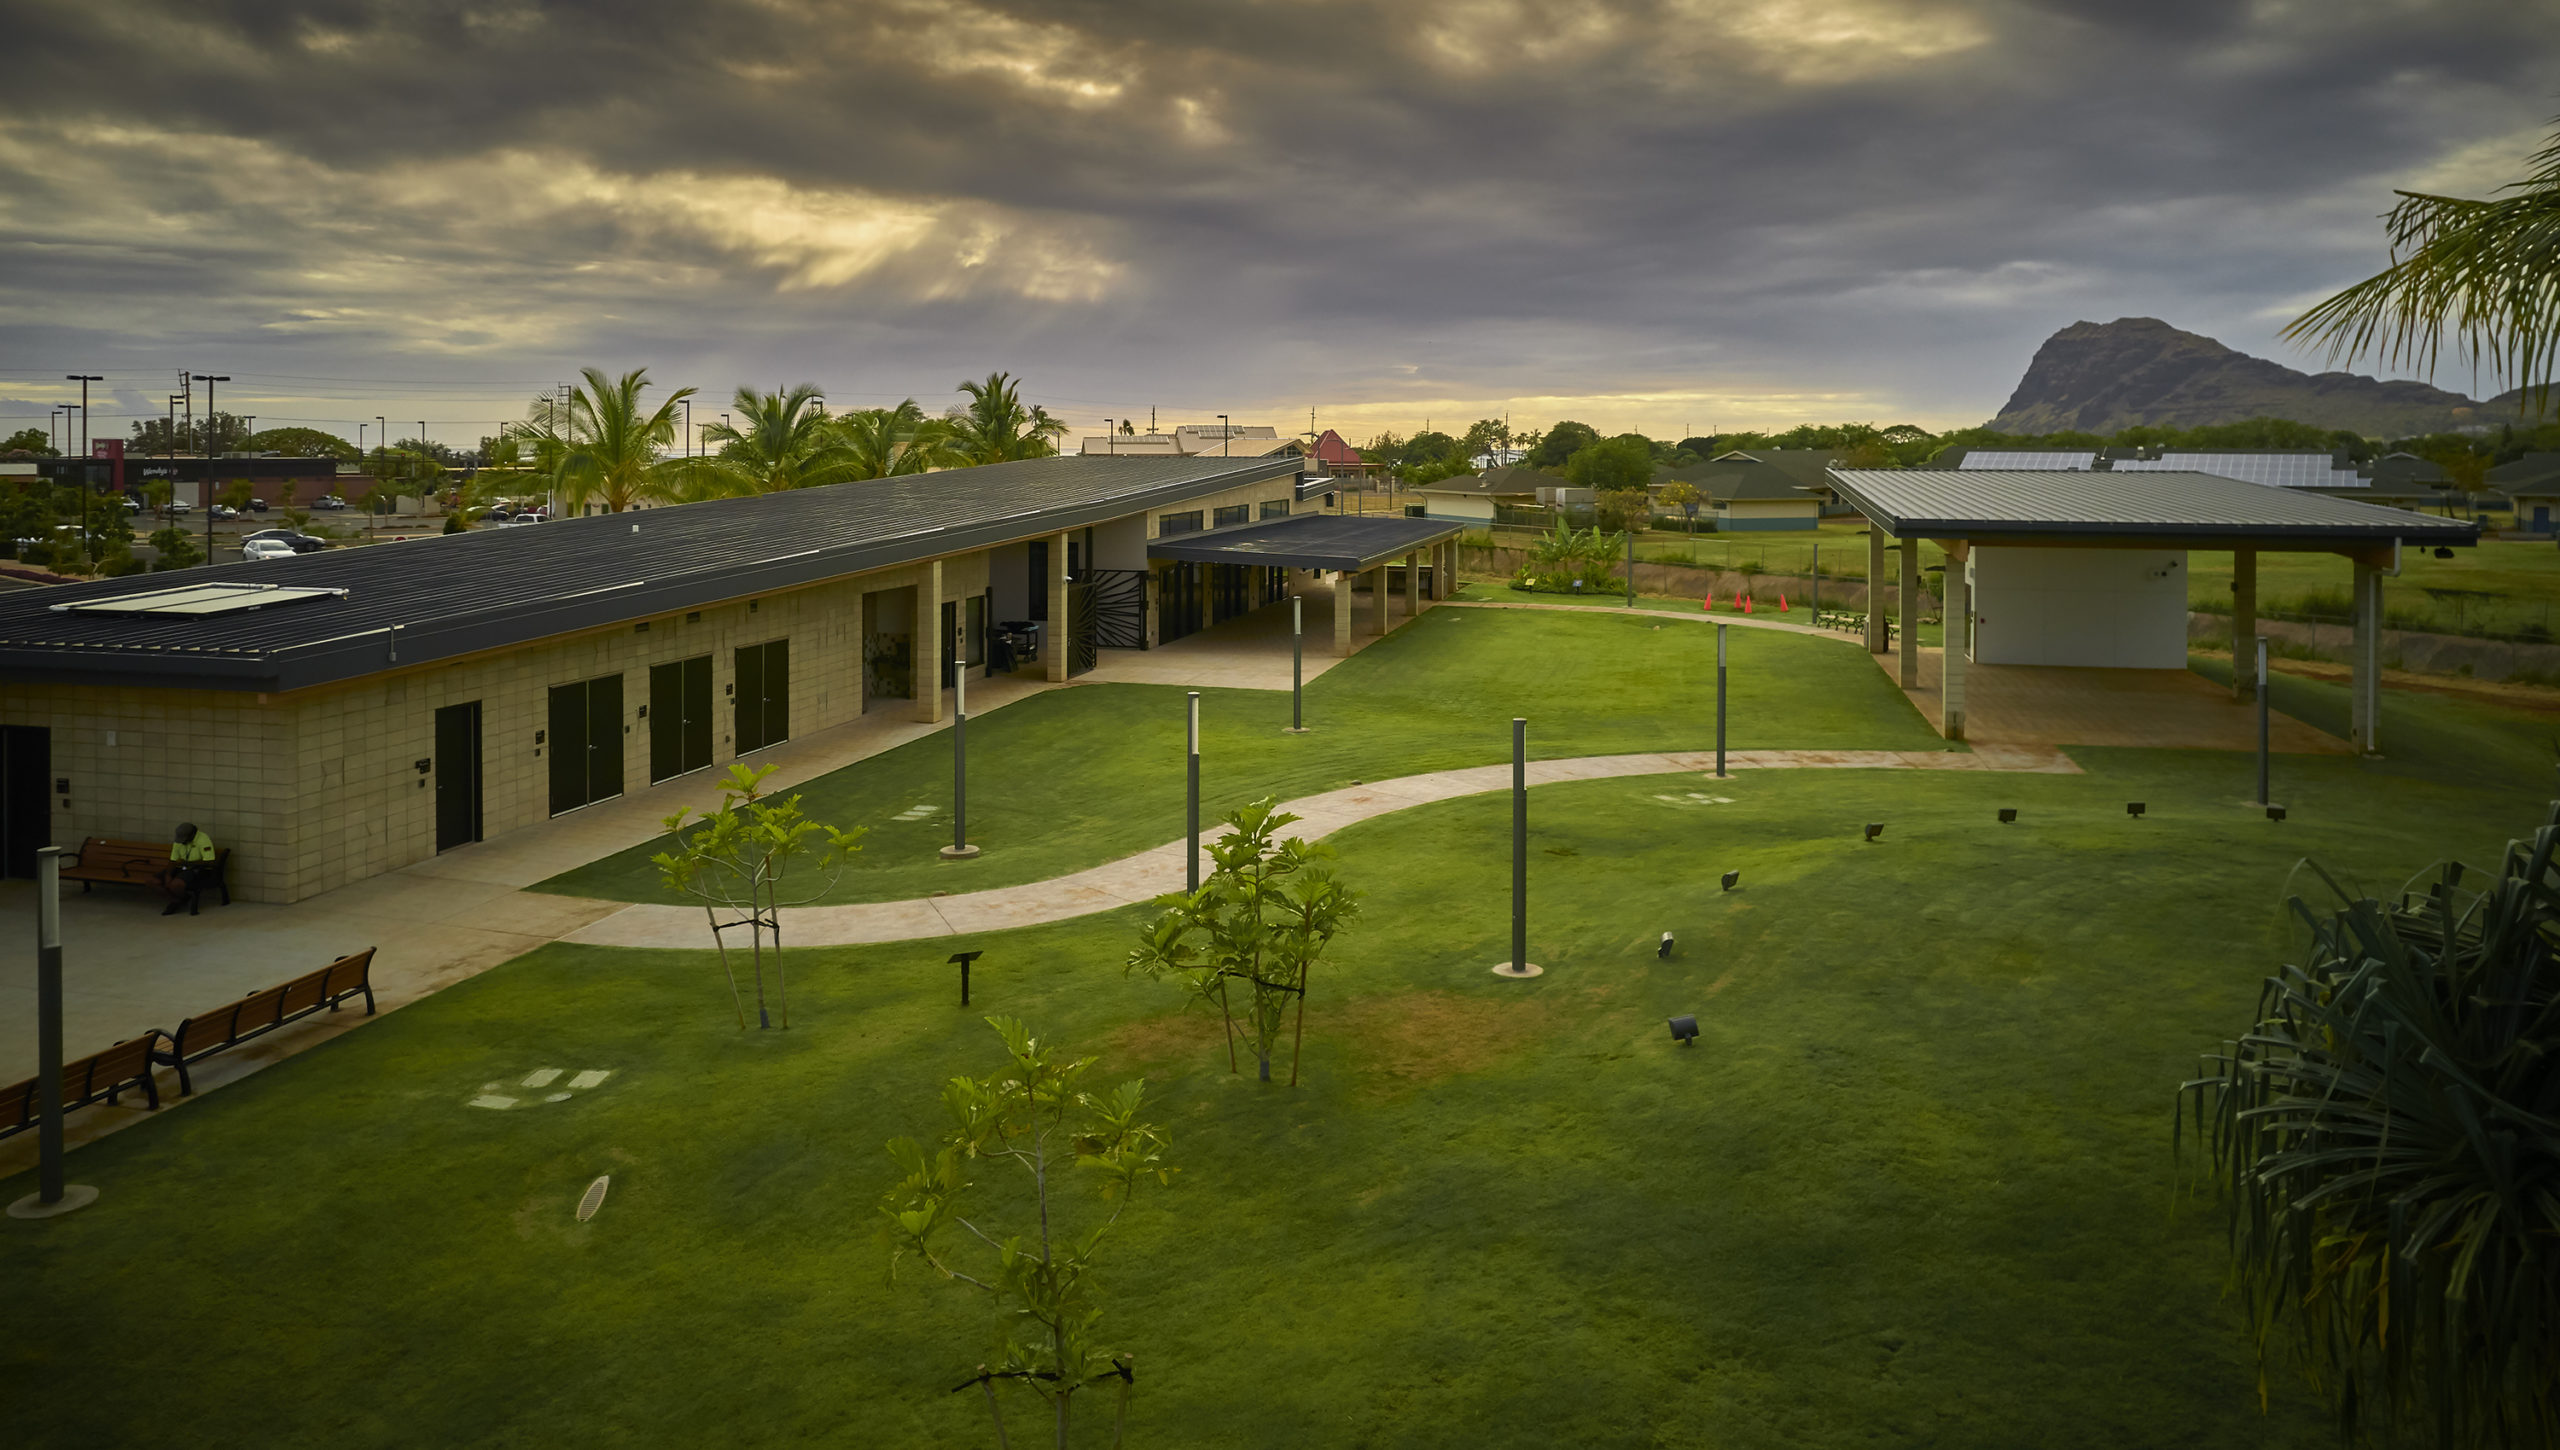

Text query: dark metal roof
(1146, 513), (1462, 572)
(1828, 469), (2482, 545)
(0, 453), (1299, 692)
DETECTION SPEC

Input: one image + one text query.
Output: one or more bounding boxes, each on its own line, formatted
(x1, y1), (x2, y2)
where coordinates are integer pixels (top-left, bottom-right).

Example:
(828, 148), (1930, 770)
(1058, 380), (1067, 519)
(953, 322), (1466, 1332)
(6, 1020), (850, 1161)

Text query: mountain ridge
(1989, 317), (2536, 436)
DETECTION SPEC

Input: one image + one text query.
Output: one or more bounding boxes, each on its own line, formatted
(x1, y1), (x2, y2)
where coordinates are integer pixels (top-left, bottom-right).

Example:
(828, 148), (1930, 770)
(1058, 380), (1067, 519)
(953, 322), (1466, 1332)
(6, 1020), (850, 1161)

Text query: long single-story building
(1825, 468), (2480, 752)
(0, 455), (1461, 902)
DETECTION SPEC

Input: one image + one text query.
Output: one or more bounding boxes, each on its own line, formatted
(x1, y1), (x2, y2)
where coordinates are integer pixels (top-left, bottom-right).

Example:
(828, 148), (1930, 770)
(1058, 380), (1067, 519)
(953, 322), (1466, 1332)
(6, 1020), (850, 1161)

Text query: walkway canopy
(1146, 512), (1462, 573)
(1826, 467), (2481, 756)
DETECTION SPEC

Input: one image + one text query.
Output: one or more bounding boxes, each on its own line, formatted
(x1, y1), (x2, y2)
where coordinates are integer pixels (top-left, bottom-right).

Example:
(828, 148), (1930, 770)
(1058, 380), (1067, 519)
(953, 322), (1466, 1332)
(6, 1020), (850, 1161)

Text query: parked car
(119, 496), (142, 514)
(483, 506), (511, 521)
(242, 528), (327, 554)
(506, 512), (544, 526)
(210, 504), (240, 521)
(312, 495), (348, 511)
(241, 538), (297, 562)
(248, 498), (270, 513)
(162, 501), (192, 517)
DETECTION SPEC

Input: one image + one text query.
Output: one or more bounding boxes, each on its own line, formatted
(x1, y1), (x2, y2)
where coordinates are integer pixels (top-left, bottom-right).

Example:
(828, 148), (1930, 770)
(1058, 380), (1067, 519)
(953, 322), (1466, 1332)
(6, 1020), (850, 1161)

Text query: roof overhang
(1146, 513), (1464, 573)
(1827, 468), (2480, 555)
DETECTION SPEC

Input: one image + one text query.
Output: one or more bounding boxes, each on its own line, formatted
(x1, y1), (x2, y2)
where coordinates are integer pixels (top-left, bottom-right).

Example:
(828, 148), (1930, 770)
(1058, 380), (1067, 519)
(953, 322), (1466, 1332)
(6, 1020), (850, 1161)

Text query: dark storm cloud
(3, 0), (2557, 440)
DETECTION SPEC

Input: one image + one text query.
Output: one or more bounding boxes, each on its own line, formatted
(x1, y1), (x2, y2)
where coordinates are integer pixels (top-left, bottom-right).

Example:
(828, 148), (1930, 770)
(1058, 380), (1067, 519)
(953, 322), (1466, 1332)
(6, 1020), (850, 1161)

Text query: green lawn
(6, 695), (2546, 1446)
(532, 607), (1949, 906)
(2187, 535), (2560, 638)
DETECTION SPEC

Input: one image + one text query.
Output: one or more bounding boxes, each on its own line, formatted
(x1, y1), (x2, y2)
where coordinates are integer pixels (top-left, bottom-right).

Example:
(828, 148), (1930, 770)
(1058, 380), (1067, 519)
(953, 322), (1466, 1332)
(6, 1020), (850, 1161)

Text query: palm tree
(2183, 807), (2560, 1449)
(693, 384), (861, 496)
(2286, 117), (2560, 416)
(550, 367), (697, 514)
(944, 371), (1067, 465)
(836, 400), (957, 480)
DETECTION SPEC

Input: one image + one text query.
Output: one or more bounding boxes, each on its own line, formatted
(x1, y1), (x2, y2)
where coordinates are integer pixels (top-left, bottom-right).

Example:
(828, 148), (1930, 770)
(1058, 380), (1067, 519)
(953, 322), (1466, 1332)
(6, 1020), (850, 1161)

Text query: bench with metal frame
(0, 1035), (162, 1140)
(58, 835), (233, 913)
(153, 948), (376, 1095)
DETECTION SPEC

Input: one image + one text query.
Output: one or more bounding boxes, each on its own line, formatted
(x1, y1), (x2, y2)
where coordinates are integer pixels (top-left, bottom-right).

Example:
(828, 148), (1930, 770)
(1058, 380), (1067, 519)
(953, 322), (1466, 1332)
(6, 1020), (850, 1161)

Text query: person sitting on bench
(159, 822), (219, 917)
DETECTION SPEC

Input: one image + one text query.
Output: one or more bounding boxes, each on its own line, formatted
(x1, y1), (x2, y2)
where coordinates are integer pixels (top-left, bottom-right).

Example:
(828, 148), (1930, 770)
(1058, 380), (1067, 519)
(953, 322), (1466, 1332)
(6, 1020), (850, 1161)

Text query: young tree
(1126, 798), (1360, 1084)
(651, 763), (866, 1028)
(1658, 479), (1703, 534)
(882, 1017), (1173, 1448)
(218, 479), (254, 514)
(2182, 806), (2560, 1449)
(147, 525), (200, 569)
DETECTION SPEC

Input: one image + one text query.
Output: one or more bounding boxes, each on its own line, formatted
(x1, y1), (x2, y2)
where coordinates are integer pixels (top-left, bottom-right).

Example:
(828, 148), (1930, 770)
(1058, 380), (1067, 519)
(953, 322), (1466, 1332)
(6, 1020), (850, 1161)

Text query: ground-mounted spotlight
(1668, 1015), (1699, 1045)
(1720, 869), (1741, 892)
(2126, 802), (2147, 819)
(2433, 546), (2456, 560)
(2266, 806), (2287, 823)
(1864, 822), (1885, 843)
(1658, 932), (1674, 959)
(1998, 808), (2017, 824)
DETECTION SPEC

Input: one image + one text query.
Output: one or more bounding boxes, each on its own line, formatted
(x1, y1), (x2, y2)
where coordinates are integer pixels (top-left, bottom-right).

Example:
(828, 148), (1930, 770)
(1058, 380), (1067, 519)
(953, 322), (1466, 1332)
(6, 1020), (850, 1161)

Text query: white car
(241, 538), (297, 561)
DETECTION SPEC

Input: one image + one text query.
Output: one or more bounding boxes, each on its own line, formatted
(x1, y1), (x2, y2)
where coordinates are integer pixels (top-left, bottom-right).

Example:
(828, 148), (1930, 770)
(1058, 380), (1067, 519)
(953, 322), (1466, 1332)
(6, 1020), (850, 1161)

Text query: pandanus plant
(2182, 802), (2560, 1448)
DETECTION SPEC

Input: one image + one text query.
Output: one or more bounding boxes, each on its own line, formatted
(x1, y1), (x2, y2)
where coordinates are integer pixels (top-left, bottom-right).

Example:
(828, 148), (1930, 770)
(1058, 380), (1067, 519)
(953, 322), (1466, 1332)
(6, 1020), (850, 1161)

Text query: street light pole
(1186, 692), (1201, 891)
(200, 375), (229, 565)
(943, 614), (980, 860)
(8, 847), (98, 1220)
(1287, 594), (1307, 732)
(1218, 414), (1229, 458)
(1716, 623), (1728, 778)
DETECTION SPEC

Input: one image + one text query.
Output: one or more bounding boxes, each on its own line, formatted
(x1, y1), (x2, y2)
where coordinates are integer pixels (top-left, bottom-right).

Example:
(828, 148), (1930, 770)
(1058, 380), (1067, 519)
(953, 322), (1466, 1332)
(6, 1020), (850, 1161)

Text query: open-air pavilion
(1146, 511), (1464, 657)
(1826, 468), (2481, 753)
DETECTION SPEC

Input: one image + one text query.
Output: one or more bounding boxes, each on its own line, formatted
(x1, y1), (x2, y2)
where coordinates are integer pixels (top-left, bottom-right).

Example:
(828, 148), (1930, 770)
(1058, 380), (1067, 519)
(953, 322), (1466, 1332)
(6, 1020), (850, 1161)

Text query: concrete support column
(2232, 547), (2258, 702)
(1865, 528), (1887, 652)
(1402, 551), (1419, 620)
(1941, 541), (1969, 741)
(1333, 571), (1354, 655)
(914, 564), (944, 723)
(1897, 537), (1920, 688)
(1367, 566), (1388, 635)
(1045, 531), (1070, 682)
(2351, 559), (2382, 755)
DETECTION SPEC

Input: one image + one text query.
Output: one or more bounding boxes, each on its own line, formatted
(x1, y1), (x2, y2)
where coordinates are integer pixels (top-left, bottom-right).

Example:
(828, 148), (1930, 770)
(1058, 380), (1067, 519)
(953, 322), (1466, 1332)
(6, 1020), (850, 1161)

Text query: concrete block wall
(5, 550), (989, 904)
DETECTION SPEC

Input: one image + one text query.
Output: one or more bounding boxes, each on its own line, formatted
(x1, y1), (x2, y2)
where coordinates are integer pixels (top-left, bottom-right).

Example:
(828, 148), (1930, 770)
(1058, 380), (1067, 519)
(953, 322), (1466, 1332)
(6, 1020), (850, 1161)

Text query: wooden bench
(153, 948), (377, 1095)
(58, 836), (233, 913)
(0, 1035), (163, 1140)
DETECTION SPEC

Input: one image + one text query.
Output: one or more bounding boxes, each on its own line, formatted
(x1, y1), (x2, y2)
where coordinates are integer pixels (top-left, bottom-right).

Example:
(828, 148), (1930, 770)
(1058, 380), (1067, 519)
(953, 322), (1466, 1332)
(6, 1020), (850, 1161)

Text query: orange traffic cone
(1701, 592), (1714, 611)
(1778, 592), (1789, 612)
(1743, 595), (1755, 614)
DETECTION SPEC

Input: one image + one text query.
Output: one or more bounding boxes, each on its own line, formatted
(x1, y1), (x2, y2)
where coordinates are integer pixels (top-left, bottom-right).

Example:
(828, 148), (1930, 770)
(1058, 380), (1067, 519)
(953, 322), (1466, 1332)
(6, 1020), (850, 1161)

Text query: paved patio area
(1080, 574), (1401, 690)
(1881, 647), (2353, 753)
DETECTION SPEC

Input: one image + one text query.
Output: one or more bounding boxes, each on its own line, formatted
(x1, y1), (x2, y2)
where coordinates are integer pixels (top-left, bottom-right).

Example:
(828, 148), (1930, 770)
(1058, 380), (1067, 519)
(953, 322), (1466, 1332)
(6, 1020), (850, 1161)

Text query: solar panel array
(2111, 452), (2355, 489)
(1957, 450), (2096, 470)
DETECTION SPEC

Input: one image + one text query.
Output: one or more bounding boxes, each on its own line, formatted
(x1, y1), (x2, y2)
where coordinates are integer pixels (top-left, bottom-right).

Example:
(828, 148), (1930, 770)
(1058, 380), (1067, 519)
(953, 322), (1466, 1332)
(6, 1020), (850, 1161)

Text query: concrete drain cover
(466, 1068), (614, 1110)
(576, 1175), (610, 1222)
(892, 803), (937, 822)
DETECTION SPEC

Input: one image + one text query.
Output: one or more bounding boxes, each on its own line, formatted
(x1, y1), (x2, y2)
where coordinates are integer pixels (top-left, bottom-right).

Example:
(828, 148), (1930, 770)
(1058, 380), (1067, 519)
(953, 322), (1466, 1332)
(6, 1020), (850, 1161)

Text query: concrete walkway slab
(559, 744), (2080, 951)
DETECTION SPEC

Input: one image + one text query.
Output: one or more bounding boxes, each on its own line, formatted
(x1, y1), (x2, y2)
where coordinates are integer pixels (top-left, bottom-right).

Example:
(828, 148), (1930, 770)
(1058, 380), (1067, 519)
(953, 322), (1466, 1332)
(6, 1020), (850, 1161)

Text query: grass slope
(5, 692), (2546, 1447)
(533, 607), (1947, 906)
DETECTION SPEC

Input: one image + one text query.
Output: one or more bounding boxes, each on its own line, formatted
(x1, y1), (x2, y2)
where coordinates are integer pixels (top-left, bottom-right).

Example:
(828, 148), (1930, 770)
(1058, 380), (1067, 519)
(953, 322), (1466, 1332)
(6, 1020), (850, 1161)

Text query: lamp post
(200, 375), (229, 564)
(375, 415), (386, 539)
(1102, 419), (1114, 456)
(61, 405), (85, 559)
(681, 398), (691, 459)
(64, 375), (99, 456)
(1218, 414), (1229, 458)
(8, 847), (98, 1220)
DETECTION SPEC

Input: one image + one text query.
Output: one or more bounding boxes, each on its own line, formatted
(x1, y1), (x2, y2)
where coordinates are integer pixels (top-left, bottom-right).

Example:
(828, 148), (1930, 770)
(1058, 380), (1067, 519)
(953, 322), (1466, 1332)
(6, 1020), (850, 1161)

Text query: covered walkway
(1148, 511), (1464, 657)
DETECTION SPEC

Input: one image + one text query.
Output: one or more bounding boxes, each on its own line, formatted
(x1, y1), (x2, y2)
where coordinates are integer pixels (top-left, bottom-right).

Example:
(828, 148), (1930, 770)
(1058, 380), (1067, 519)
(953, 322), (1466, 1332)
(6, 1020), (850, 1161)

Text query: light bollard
(10, 847), (98, 1220)
(1187, 691), (1202, 892)
(1495, 717), (1540, 978)
(1715, 623), (1728, 778)
(1625, 527), (1636, 609)
(1286, 594), (1308, 733)
(941, 618), (980, 859)
(2255, 634), (2271, 808)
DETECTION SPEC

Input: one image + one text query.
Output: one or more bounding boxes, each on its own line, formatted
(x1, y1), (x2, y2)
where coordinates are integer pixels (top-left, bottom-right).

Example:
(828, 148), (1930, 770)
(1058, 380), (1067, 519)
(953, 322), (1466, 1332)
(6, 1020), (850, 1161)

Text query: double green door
(735, 639), (791, 755)
(547, 674), (625, 816)
(649, 656), (714, 783)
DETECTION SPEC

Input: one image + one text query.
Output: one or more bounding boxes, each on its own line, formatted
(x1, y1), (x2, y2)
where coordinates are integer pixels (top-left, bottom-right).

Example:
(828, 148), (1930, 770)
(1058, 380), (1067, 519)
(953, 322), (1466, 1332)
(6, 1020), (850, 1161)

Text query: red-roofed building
(1311, 429), (1380, 478)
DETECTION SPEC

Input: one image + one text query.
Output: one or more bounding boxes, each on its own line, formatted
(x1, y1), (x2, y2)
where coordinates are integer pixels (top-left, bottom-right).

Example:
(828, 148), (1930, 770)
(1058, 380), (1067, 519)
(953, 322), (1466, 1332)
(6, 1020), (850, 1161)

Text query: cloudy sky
(1, 0), (2554, 451)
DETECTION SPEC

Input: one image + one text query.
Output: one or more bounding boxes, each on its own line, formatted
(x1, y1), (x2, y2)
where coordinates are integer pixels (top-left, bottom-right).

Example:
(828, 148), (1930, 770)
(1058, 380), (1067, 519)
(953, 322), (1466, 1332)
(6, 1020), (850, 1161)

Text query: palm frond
(2285, 117), (2560, 415)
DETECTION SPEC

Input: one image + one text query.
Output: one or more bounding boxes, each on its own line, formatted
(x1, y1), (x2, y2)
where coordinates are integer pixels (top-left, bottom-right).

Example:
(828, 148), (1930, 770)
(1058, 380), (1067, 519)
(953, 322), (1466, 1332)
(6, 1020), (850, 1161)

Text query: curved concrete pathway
(561, 744), (2078, 949)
